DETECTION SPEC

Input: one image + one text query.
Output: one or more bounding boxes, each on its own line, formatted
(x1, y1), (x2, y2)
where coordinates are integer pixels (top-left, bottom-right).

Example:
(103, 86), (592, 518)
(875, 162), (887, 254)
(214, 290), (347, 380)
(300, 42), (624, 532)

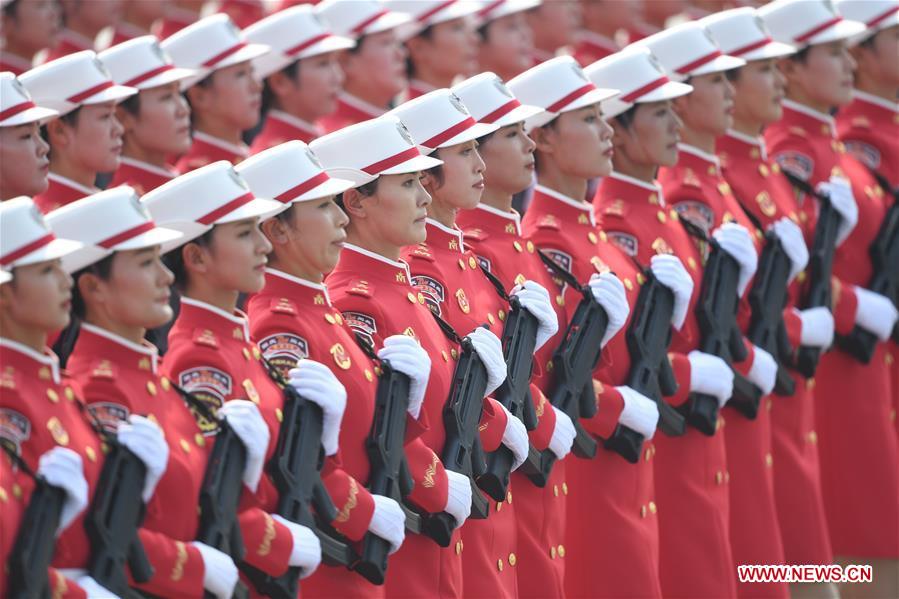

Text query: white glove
(854, 286), (899, 341)
(369, 494), (406, 554)
(817, 176), (858, 246)
(746, 344), (777, 396)
(219, 400), (270, 493)
(687, 350), (734, 408)
(547, 406), (576, 460)
(271, 514), (322, 576)
(712, 222), (758, 297)
(37, 446), (88, 535)
(443, 469), (472, 529)
(650, 254), (694, 330)
(287, 359), (347, 456)
(796, 306), (834, 348)
(616, 386), (659, 440)
(191, 541), (239, 599)
(497, 403), (528, 470)
(588, 272), (630, 346)
(769, 217), (809, 283)
(466, 327), (507, 397)
(75, 576), (121, 599)
(116, 414), (169, 503)
(511, 280), (559, 352)
(378, 335), (431, 420)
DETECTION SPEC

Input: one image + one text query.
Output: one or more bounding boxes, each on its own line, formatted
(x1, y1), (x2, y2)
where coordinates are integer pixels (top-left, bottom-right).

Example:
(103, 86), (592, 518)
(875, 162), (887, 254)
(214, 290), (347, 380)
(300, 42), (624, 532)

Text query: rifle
(835, 168), (899, 361)
(679, 217), (757, 433)
(240, 359), (358, 599)
(612, 263), (687, 453)
(782, 170), (841, 377)
(3, 445), (66, 598)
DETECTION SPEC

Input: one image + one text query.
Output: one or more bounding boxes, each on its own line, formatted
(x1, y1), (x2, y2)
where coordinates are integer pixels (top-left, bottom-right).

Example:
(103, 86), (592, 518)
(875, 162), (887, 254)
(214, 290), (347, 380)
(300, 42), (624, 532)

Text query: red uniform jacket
(319, 93), (386, 135)
(33, 173), (97, 214)
(249, 110), (321, 155)
(0, 52), (31, 76)
(570, 31), (618, 68)
(175, 132), (249, 174)
(109, 157), (177, 196)
(41, 29), (94, 63)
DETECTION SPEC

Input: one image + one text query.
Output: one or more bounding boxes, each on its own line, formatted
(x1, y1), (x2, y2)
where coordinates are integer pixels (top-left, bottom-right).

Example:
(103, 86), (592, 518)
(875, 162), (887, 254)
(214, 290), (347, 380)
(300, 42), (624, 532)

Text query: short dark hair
(71, 253), (116, 320)
(261, 60), (301, 117)
(40, 107), (81, 152)
(335, 178), (379, 212)
(118, 92), (142, 117)
(614, 104), (639, 130)
(405, 25), (434, 78)
(787, 45), (811, 63)
(2, 0), (20, 18)
(162, 228), (215, 291)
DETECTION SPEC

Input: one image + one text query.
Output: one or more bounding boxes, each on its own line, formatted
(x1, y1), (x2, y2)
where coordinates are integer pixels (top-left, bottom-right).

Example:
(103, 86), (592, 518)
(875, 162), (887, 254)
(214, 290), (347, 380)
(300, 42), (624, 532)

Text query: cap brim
(158, 221), (213, 254)
(477, 0), (542, 23)
(424, 2), (484, 26)
(323, 167), (380, 187)
(806, 18), (867, 45)
(216, 196), (289, 225)
(433, 121), (500, 150)
(116, 226), (184, 251)
(136, 67), (198, 90)
(490, 103), (546, 128)
(601, 80), (693, 118)
(15, 237), (86, 270)
(847, 14), (897, 45)
(296, 175), (357, 201)
(691, 54), (746, 76)
(217, 43), (271, 71)
(380, 153), (443, 175)
(253, 35), (356, 81)
(62, 244), (112, 274)
(531, 86), (621, 127)
(739, 41), (797, 61)
(299, 34), (356, 59)
(82, 84), (138, 106)
(367, 11), (420, 40)
(1, 105), (59, 127)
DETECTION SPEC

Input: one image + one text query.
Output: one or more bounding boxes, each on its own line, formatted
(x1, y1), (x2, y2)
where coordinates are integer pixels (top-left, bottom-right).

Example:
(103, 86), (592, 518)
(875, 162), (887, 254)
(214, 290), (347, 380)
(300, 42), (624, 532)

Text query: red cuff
(131, 529), (205, 598)
(478, 397), (508, 452)
(527, 385), (556, 451)
(405, 441), (449, 514)
(732, 338), (755, 378)
(322, 470), (376, 542)
(582, 380), (624, 439)
(831, 278), (858, 336)
(238, 508), (293, 577)
(784, 307), (803, 349)
(666, 352), (692, 407)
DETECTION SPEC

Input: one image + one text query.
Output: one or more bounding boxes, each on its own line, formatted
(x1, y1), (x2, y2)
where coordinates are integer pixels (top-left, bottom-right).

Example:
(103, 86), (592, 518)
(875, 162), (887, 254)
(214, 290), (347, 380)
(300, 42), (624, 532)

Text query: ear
(609, 118), (629, 148)
(777, 57), (798, 82)
(267, 70), (296, 98)
(76, 271), (103, 308)
(420, 169), (440, 192)
(47, 118), (72, 150)
(261, 215), (290, 246)
(182, 242), (209, 276)
(341, 188), (368, 220)
(530, 125), (556, 155)
(116, 105), (138, 134)
(405, 35), (428, 61)
(185, 84), (210, 113)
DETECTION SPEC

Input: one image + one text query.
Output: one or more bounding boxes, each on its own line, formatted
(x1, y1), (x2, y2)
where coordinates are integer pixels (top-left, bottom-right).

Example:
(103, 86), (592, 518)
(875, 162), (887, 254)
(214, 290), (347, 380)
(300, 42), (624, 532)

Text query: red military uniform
(219, 0), (266, 29)
(717, 129), (833, 568)
(33, 173), (97, 214)
(98, 22), (147, 50)
(41, 30), (94, 63)
(766, 100), (899, 558)
(456, 203), (570, 599)
(402, 219), (521, 599)
(521, 185), (661, 599)
(570, 31), (618, 68)
(247, 268), (453, 598)
(327, 243), (509, 599)
(175, 131), (250, 174)
(319, 93), (386, 135)
(249, 110), (322, 154)
(400, 80), (436, 103)
(156, 5), (200, 40)
(109, 157), (177, 196)
(0, 52), (32, 75)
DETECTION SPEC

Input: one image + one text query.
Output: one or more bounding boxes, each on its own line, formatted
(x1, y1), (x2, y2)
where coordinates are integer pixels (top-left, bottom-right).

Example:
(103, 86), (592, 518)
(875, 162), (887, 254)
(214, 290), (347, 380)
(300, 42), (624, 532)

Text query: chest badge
(455, 288), (471, 314)
(330, 343), (352, 370)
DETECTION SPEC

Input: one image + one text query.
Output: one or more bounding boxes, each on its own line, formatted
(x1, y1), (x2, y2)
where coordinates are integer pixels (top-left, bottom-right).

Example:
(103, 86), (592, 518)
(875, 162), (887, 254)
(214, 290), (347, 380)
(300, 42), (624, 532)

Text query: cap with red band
(702, 7), (796, 62)
(0, 197), (83, 272)
(317, 0), (418, 41)
(453, 71), (545, 129)
(760, 0), (866, 48)
(389, 88), (499, 153)
(0, 72), (58, 128)
(835, 0), (898, 44)
(635, 21), (745, 82)
(385, 0), (483, 29)
(99, 36), (197, 92)
(473, 0), (542, 23)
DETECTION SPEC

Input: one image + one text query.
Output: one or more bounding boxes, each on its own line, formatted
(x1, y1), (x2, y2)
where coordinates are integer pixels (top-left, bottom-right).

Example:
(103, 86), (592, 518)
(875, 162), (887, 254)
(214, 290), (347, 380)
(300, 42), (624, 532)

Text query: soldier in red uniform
(316, 0), (416, 133)
(761, 1), (899, 596)
(244, 5), (354, 152)
(99, 36), (195, 195)
(392, 88), (544, 599)
(474, 0), (539, 84)
(41, 0), (121, 63)
(0, 196), (167, 596)
(0, 0), (60, 75)
(523, 0), (579, 66)
(20, 51), (136, 213)
(0, 72), (57, 200)
(162, 14), (270, 172)
(96, 0), (167, 50)
(312, 114), (514, 598)
(571, 0), (633, 68)
(156, 0), (203, 40)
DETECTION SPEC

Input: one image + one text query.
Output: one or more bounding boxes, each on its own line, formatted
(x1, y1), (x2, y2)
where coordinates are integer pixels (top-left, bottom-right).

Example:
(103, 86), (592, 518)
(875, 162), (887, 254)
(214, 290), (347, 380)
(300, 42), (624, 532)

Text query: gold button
(599, 231), (608, 242)
(455, 540), (463, 555)
(687, 257), (697, 270)
(553, 485), (559, 497)
(766, 398), (773, 412)
(808, 430), (818, 444)
(765, 453), (773, 468)
(555, 294), (565, 307)
(46, 388), (59, 403)
(0, 487), (6, 502)
(195, 433), (206, 447)
(253, 347), (262, 359)
(640, 505), (648, 518)
(101, 442), (110, 454)
(648, 193), (658, 204)
(509, 553), (517, 567)
(649, 501), (657, 514)
(498, 309), (505, 321)
(85, 446), (97, 462)
(657, 210), (667, 223)
(669, 210), (679, 221)
(64, 387), (75, 402)
(513, 241), (523, 252)
(451, 348), (458, 360)
(496, 501), (503, 511)
(12, 483), (22, 499)
(364, 369), (374, 382)
(146, 381), (157, 396)
(623, 278), (633, 291)
(758, 164), (769, 177)
(458, 259), (466, 270)
(550, 546), (557, 559)
(441, 350), (449, 362)
(526, 241), (535, 253)
(561, 483), (568, 495)
(715, 471), (724, 485)
(160, 377), (171, 392)
(242, 347), (251, 360)
(180, 439), (191, 453)
(275, 408), (283, 423)
(469, 257), (478, 269)
(588, 231), (598, 244)
(507, 490), (513, 503)
(487, 313), (495, 325)
(636, 273), (645, 285)
(557, 545), (565, 558)
(645, 447), (653, 462)
(807, 378), (815, 390)
(772, 163), (781, 174)
(407, 293), (417, 304)
(707, 165), (716, 176)
(325, 313), (336, 324)
(418, 293), (425, 305)
(497, 559), (504, 572)
(885, 352), (894, 366)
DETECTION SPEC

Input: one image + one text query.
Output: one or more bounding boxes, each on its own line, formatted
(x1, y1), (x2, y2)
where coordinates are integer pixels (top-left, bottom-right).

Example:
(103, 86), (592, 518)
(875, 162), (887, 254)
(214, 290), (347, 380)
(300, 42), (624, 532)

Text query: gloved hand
(588, 272), (630, 346)
(37, 446), (88, 535)
(616, 386), (659, 440)
(796, 306), (834, 348)
(287, 359), (347, 456)
(712, 222), (758, 297)
(746, 344), (777, 396)
(219, 400), (270, 493)
(817, 176), (858, 246)
(271, 514), (322, 576)
(191, 541), (239, 599)
(650, 254), (694, 330)
(116, 414), (169, 503)
(497, 403), (528, 470)
(466, 326), (507, 397)
(75, 575), (121, 599)
(511, 279), (559, 351)
(443, 469), (472, 529)
(378, 335), (431, 420)
(547, 406), (576, 460)
(854, 286), (899, 341)
(369, 494), (406, 554)
(769, 217), (809, 283)
(687, 350), (734, 407)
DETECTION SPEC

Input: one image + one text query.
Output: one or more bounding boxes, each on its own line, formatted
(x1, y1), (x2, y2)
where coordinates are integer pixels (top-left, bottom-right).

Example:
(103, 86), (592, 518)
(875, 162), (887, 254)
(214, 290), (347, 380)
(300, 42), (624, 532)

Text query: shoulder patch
(0, 408), (31, 456)
(673, 200), (715, 235)
(270, 297), (297, 315)
(192, 328), (219, 348)
(411, 275), (445, 316)
(774, 151), (814, 182)
(536, 214), (560, 230)
(462, 228), (488, 242)
(86, 402), (129, 435)
(179, 367), (231, 435)
(843, 140), (881, 170)
(409, 243), (434, 262)
(607, 231), (638, 257)
(342, 311), (377, 348)
(259, 333), (308, 379)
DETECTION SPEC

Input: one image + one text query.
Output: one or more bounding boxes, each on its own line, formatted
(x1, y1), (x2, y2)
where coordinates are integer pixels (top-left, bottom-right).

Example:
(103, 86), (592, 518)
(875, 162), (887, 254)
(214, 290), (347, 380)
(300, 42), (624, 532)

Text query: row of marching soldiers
(1, 0), (898, 598)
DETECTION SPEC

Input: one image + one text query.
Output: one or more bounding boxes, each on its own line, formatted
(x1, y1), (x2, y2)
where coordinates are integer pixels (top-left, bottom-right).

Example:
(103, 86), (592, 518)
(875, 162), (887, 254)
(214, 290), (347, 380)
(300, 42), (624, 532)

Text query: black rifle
(240, 359), (357, 599)
(835, 169), (899, 361)
(613, 264), (687, 451)
(3, 446), (66, 598)
(782, 170), (842, 377)
(679, 217), (756, 433)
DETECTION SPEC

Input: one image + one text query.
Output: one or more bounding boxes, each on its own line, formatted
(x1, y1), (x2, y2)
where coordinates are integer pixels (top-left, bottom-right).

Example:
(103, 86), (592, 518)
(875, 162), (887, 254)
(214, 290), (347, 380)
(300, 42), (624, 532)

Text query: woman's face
(191, 60), (263, 131)
(343, 29), (408, 101)
(272, 196), (349, 278)
(120, 81), (192, 156)
(360, 172), (432, 247)
(425, 140), (486, 212)
(198, 217), (272, 294)
(478, 122), (536, 195)
(855, 25), (899, 87)
(674, 71), (735, 138)
(0, 259), (72, 334)
(294, 52), (345, 120)
(612, 100), (682, 168)
(0, 121), (50, 199)
(478, 13), (535, 79)
(52, 102), (125, 174)
(731, 58), (787, 127)
(1, 0), (60, 54)
(408, 17), (480, 80)
(82, 247), (174, 330)
(782, 40), (856, 108)
(540, 104), (614, 179)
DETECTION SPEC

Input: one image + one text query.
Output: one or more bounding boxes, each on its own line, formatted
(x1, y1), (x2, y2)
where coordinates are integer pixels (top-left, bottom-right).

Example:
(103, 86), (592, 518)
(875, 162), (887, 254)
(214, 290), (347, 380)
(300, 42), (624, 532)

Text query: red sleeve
(403, 441), (449, 514)
(784, 307), (803, 349)
(478, 397), (508, 452)
(527, 385), (556, 450)
(831, 277), (858, 336)
(731, 338), (756, 378)
(237, 508), (295, 577)
(130, 531), (205, 598)
(321, 468), (375, 542)
(665, 352), (693, 407)
(580, 379), (624, 439)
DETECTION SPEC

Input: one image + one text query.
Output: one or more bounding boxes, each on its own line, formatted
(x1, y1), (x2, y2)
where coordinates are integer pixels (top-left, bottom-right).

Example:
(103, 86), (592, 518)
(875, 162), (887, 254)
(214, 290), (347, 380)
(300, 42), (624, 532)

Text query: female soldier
(99, 35), (194, 195)
(762, 1), (899, 596)
(474, 0), (539, 84)
(0, 72), (56, 201)
(0, 0), (60, 75)
(161, 14), (269, 172)
(312, 114), (514, 598)
(243, 6), (352, 152)
(20, 51), (136, 213)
